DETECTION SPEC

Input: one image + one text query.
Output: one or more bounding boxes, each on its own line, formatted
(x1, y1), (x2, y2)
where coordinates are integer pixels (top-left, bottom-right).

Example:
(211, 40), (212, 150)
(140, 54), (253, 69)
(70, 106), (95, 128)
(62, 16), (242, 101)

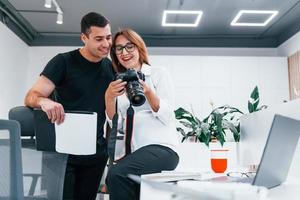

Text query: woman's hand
(105, 79), (127, 100)
(139, 79), (151, 95)
(139, 79), (160, 112)
(105, 79), (127, 120)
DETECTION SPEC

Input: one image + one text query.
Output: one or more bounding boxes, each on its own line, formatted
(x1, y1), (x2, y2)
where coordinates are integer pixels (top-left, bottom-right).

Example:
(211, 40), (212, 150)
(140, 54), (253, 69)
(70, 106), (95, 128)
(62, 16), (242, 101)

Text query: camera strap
(107, 101), (135, 169)
(125, 104), (134, 155)
(107, 100), (119, 169)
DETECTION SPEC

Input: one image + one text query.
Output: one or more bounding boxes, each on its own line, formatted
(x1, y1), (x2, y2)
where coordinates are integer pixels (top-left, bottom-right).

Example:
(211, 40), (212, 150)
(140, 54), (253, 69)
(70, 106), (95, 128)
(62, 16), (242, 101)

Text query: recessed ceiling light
(44, 0), (52, 8)
(162, 10), (203, 27)
(231, 10), (278, 27)
(56, 13), (63, 24)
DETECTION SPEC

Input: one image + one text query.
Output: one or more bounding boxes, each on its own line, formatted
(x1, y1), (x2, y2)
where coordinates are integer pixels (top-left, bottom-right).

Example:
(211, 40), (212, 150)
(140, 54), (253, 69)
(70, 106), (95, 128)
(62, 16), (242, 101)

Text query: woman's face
(114, 35), (141, 70)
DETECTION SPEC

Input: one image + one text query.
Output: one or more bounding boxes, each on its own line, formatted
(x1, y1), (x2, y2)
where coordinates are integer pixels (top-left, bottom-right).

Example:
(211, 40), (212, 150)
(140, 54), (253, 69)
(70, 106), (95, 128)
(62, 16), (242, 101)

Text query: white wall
(27, 47), (76, 90)
(149, 55), (289, 119)
(0, 22), (29, 119)
(27, 47), (289, 119)
(278, 31), (300, 56)
(149, 47), (278, 57)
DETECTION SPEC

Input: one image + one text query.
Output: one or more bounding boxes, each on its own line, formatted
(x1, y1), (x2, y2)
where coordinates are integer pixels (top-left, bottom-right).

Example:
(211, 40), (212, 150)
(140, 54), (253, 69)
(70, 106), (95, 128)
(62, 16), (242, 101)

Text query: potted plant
(175, 86), (266, 146)
(175, 105), (243, 146)
(174, 86), (267, 171)
(174, 103), (244, 171)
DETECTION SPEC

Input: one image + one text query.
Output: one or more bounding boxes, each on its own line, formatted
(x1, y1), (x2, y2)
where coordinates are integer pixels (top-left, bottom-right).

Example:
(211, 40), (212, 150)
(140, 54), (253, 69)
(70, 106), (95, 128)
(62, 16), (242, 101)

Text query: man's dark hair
(81, 12), (110, 35)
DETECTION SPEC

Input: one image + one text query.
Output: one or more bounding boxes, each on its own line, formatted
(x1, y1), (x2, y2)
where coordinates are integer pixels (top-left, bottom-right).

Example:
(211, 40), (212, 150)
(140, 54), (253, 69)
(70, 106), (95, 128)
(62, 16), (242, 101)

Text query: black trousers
(63, 143), (108, 200)
(106, 144), (179, 200)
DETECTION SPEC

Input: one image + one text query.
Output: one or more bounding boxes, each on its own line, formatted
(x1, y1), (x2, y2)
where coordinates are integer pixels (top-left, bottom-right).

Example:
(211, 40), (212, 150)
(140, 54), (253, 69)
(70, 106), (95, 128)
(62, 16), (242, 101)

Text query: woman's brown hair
(111, 28), (150, 73)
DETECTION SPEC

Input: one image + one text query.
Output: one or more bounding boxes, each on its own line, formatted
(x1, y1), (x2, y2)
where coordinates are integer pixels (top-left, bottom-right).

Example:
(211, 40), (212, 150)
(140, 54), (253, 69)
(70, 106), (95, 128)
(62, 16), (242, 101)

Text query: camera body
(116, 68), (146, 106)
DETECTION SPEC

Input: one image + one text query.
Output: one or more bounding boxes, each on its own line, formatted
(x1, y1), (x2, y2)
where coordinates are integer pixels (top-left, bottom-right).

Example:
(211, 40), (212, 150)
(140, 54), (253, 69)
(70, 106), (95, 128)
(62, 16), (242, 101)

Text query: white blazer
(106, 64), (179, 160)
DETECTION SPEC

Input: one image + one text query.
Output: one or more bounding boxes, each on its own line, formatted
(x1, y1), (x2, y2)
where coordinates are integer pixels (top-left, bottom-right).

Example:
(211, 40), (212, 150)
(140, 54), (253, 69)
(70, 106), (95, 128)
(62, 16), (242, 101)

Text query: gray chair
(8, 106), (35, 138)
(0, 119), (24, 200)
(9, 106), (68, 200)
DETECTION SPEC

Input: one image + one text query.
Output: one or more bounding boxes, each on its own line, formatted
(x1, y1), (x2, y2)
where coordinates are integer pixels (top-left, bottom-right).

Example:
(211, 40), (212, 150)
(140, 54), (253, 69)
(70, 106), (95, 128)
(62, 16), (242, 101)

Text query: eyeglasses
(114, 43), (136, 55)
(226, 171), (256, 178)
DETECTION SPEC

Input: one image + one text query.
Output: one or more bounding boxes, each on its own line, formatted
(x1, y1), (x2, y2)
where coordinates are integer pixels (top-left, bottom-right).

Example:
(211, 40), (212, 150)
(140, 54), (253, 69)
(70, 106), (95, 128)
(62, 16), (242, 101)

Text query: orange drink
(210, 149), (228, 173)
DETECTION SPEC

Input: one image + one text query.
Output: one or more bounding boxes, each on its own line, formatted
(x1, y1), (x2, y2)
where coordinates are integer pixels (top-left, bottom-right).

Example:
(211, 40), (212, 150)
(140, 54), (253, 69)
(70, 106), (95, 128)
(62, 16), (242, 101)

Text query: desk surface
(140, 173), (300, 200)
(266, 177), (300, 200)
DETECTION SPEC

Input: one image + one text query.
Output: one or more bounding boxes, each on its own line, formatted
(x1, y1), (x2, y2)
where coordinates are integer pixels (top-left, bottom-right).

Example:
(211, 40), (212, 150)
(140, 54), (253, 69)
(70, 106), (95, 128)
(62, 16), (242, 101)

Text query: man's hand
(39, 98), (65, 124)
(24, 75), (65, 124)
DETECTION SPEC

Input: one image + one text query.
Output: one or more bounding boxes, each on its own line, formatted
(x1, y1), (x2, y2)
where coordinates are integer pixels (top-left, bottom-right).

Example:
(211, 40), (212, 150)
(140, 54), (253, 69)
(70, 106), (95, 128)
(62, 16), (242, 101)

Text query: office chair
(9, 106), (67, 200)
(0, 119), (24, 200)
(8, 106), (41, 197)
(9, 106), (35, 138)
(8, 89), (58, 137)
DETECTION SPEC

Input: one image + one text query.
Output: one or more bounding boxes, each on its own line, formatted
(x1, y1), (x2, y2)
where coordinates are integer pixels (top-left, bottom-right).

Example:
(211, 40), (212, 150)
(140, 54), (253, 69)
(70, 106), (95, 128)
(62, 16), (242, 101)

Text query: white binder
(55, 112), (97, 155)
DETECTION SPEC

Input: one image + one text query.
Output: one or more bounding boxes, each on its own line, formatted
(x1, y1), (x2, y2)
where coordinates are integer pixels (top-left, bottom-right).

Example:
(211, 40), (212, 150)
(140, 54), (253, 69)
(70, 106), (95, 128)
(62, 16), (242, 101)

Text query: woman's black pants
(106, 144), (179, 200)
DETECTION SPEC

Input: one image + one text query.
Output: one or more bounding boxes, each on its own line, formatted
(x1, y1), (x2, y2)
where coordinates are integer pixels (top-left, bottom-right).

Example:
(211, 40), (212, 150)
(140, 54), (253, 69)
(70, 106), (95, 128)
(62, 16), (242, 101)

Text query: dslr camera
(116, 68), (146, 106)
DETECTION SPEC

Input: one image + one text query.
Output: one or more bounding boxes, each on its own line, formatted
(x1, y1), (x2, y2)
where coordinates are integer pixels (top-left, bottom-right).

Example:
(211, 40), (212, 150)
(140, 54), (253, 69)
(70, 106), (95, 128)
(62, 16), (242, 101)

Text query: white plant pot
(175, 141), (240, 173)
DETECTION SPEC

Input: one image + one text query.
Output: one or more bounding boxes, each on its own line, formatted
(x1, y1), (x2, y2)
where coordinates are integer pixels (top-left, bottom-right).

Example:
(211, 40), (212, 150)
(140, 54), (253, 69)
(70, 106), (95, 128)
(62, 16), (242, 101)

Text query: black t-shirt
(41, 49), (114, 143)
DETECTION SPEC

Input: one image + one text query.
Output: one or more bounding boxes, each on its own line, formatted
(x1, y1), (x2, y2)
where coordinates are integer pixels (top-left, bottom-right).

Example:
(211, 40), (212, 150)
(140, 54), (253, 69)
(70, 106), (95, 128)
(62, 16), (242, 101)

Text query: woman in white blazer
(105, 29), (179, 200)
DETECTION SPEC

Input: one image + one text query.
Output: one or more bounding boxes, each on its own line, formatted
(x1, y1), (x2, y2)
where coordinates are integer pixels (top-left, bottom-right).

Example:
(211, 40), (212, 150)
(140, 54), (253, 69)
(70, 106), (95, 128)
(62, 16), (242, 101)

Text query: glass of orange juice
(210, 149), (228, 173)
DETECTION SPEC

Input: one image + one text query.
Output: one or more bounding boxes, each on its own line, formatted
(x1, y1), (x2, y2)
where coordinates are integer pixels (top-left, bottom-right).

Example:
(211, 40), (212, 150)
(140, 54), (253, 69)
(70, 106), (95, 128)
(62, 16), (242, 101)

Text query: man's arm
(25, 75), (65, 124)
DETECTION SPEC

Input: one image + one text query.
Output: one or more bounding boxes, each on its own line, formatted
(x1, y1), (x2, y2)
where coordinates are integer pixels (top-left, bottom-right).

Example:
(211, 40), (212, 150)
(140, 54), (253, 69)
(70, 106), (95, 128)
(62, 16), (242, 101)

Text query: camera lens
(131, 94), (146, 106)
(126, 81), (146, 106)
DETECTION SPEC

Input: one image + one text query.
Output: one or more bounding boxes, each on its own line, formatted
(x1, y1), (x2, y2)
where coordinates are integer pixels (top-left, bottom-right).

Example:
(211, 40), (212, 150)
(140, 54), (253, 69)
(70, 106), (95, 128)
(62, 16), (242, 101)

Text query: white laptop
(210, 114), (300, 188)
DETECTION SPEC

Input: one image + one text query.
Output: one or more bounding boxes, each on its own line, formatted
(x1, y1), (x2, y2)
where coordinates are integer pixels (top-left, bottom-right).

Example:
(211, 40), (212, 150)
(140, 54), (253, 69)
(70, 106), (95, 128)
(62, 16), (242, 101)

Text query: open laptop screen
(253, 114), (300, 188)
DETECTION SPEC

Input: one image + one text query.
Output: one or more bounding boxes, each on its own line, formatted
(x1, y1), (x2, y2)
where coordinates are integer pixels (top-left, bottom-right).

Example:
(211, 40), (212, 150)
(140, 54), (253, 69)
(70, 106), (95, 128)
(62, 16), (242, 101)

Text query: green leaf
(214, 112), (223, 134)
(179, 121), (193, 128)
(204, 130), (211, 146)
(203, 115), (209, 123)
(258, 105), (268, 111)
(216, 133), (225, 146)
(174, 107), (198, 125)
(227, 107), (244, 115)
(223, 120), (240, 142)
(197, 131), (209, 147)
(248, 86), (260, 113)
(250, 86), (259, 100)
(186, 131), (196, 137)
(248, 101), (254, 113)
(176, 127), (186, 137)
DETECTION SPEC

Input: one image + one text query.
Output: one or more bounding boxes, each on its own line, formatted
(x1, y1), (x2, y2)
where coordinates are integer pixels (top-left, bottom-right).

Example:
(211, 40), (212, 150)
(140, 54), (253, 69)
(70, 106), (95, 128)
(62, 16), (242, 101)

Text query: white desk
(140, 173), (300, 200)
(266, 177), (300, 200)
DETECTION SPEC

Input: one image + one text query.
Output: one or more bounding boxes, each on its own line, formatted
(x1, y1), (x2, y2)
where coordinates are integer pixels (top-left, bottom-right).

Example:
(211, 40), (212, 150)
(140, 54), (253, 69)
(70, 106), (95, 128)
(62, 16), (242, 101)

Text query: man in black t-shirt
(24, 12), (118, 200)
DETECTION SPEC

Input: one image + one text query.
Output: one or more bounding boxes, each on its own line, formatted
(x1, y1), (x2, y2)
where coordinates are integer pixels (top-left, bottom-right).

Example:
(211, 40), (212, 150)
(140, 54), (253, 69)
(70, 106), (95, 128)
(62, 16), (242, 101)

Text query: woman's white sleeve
(151, 67), (175, 125)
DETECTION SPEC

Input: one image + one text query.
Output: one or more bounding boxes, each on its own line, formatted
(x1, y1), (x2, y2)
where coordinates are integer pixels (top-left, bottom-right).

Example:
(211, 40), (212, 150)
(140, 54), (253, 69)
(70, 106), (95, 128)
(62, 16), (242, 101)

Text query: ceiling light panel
(162, 10), (203, 27)
(231, 10), (278, 27)
(44, 0), (52, 8)
(56, 13), (63, 24)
